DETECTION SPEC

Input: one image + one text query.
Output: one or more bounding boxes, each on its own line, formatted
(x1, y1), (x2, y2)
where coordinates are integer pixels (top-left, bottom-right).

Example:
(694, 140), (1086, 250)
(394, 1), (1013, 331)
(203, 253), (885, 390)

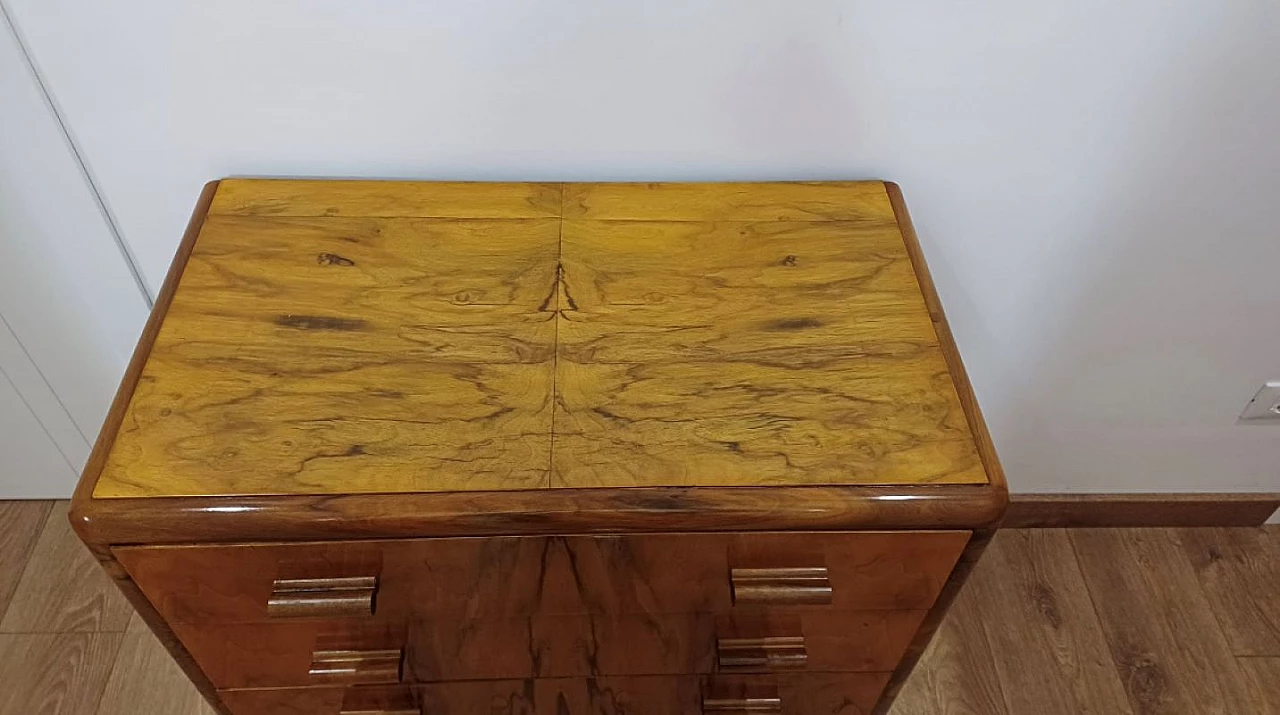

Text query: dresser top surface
(91, 180), (990, 499)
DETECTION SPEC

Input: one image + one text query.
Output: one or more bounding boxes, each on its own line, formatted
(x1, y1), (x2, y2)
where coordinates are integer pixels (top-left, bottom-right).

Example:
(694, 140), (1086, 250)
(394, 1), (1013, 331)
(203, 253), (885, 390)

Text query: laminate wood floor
(0, 501), (1275, 714)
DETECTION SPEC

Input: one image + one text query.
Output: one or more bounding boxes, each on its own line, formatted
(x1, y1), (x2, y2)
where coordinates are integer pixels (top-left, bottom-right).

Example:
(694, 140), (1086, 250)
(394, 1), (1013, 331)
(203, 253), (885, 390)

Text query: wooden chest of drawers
(71, 180), (1006, 715)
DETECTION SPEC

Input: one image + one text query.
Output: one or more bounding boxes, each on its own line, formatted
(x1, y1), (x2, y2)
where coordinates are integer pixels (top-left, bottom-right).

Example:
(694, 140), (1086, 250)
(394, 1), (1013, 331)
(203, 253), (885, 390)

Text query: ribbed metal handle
(718, 635), (808, 670)
(309, 648), (402, 685)
(268, 576), (378, 618)
(703, 679), (784, 714)
(730, 566), (832, 605)
(702, 696), (784, 713)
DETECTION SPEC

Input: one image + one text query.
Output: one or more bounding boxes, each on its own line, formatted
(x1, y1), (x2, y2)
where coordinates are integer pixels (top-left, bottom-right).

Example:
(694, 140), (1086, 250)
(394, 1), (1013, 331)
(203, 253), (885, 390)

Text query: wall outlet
(1238, 382), (1280, 423)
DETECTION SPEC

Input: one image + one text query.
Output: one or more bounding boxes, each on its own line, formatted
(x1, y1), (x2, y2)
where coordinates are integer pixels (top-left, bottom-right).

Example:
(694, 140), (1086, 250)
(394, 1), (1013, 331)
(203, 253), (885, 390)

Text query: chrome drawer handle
(702, 696), (784, 713)
(718, 635), (808, 670)
(730, 567), (832, 605)
(268, 576), (378, 618)
(309, 648), (403, 685)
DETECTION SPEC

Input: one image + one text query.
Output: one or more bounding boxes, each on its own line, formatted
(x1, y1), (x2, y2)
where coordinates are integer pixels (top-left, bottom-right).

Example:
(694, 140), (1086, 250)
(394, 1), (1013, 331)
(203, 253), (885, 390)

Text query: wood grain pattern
(83, 179), (997, 500)
(70, 181), (219, 510)
(871, 529), (991, 715)
(0, 633), (122, 715)
(408, 610), (923, 681)
(0, 500), (51, 616)
(0, 501), (132, 633)
(1178, 527), (1280, 656)
(70, 181), (1005, 544)
(170, 620), (404, 689)
(58, 185), (230, 715)
(96, 215), (559, 498)
(221, 684), (418, 715)
(337, 687), (420, 715)
(552, 216), (985, 488)
(116, 531), (967, 626)
(209, 179), (562, 218)
(73, 485), (1005, 547)
(562, 182), (897, 221)
(218, 686), (348, 715)
(86, 544), (232, 714)
(714, 611), (924, 675)
(965, 530), (1133, 714)
(168, 609), (921, 687)
(95, 625), (218, 715)
(888, 580), (1010, 715)
(217, 673), (892, 715)
(515, 673), (889, 715)
(9, 513), (1276, 715)
(1236, 657), (1280, 712)
(1071, 528), (1262, 714)
(62, 180), (1009, 715)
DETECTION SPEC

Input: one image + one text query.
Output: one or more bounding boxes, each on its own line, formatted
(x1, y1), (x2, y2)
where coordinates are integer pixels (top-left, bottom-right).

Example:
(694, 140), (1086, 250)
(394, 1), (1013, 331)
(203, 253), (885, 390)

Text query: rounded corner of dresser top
(66, 493), (105, 546)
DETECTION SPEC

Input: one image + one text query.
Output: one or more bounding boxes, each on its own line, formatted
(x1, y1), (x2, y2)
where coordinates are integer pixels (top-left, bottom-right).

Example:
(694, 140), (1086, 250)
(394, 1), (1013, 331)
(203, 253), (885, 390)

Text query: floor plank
(891, 562), (1011, 715)
(1236, 657), (1280, 711)
(0, 501), (132, 633)
(1071, 528), (1264, 715)
(95, 616), (217, 715)
(0, 500), (52, 618)
(1179, 526), (1280, 656)
(0, 633), (122, 715)
(969, 530), (1134, 714)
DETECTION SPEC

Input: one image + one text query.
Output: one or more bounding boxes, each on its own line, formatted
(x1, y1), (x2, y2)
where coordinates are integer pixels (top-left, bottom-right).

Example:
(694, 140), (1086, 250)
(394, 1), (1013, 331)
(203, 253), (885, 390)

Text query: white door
(0, 10), (150, 496)
(0, 318), (82, 497)
(0, 380), (78, 499)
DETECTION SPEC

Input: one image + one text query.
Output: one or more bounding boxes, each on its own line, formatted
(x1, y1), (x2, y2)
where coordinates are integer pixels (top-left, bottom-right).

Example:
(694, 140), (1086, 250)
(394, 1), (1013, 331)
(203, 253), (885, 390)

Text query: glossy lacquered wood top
(89, 180), (987, 499)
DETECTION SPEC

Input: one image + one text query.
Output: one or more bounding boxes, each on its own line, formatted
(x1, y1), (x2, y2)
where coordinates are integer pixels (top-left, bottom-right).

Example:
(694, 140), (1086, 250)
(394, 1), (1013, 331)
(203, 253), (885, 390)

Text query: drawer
(219, 673), (892, 715)
(220, 684), (415, 715)
(175, 609), (925, 687)
(172, 620), (407, 689)
(116, 530), (969, 624)
(408, 610), (923, 681)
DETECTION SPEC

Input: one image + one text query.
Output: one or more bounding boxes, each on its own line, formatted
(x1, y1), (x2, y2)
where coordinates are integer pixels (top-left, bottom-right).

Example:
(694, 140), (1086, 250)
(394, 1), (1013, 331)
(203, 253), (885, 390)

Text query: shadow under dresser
(71, 179), (1007, 715)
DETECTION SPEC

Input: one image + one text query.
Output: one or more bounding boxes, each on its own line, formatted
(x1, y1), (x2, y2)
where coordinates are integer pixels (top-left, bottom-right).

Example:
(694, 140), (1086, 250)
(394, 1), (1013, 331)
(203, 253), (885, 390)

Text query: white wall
(0, 6), (150, 495)
(6, 0), (1279, 494)
(0, 317), (81, 497)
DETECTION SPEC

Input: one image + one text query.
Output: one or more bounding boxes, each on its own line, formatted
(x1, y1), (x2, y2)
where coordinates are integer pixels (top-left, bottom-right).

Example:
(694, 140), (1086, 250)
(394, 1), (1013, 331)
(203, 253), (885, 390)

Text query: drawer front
(220, 684), (413, 715)
(172, 620), (407, 689)
(219, 673), (892, 715)
(116, 531), (969, 625)
(407, 610), (924, 681)
(177, 609), (925, 687)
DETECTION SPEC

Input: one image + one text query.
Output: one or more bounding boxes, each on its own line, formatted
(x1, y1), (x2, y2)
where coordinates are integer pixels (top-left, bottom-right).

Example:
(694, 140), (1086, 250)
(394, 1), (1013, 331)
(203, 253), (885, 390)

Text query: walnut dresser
(71, 180), (1007, 715)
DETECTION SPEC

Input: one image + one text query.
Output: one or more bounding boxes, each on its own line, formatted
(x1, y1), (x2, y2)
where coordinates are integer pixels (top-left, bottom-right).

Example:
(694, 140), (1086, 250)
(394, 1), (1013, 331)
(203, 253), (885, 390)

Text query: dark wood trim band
(1004, 493), (1280, 528)
(70, 483), (1006, 546)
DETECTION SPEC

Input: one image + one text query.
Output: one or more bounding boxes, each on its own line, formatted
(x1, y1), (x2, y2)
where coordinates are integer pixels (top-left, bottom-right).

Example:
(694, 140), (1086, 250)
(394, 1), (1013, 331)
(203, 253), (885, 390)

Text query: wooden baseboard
(1004, 493), (1280, 528)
